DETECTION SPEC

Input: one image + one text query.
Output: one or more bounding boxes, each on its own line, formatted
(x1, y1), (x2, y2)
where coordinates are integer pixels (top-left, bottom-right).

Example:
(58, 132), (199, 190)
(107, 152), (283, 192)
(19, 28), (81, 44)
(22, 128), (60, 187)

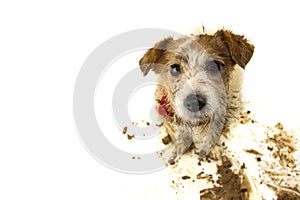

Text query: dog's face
(139, 30), (254, 126)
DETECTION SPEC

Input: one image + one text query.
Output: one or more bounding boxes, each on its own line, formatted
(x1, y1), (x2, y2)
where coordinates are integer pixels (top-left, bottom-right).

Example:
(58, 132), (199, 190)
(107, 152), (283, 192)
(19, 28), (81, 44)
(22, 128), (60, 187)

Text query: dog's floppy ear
(214, 30), (254, 69)
(139, 37), (173, 76)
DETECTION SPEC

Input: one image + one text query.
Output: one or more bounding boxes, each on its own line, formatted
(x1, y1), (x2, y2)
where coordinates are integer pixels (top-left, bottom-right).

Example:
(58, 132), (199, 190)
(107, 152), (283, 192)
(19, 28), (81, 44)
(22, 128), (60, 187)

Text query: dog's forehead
(167, 36), (211, 67)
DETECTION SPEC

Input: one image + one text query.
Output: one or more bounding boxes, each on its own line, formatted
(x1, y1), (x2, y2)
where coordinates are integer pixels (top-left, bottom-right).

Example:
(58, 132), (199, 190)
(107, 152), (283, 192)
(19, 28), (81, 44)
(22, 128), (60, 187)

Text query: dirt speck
(181, 175), (191, 180)
(132, 156), (141, 160)
(196, 172), (204, 179)
(162, 134), (172, 145)
(132, 122), (139, 126)
(256, 157), (261, 162)
(275, 122), (284, 130)
(244, 149), (263, 156)
(122, 126), (127, 134)
(127, 134), (135, 140)
(240, 110), (253, 124)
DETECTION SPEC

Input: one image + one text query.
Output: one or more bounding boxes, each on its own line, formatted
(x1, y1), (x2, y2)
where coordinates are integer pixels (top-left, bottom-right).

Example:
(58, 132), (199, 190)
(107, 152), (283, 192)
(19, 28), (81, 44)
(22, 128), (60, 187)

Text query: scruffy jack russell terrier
(139, 29), (254, 163)
(139, 29), (300, 199)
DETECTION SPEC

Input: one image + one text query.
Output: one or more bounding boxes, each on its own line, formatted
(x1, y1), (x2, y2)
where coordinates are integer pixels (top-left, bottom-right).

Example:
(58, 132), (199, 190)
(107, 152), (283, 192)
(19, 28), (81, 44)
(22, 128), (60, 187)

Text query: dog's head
(139, 30), (254, 125)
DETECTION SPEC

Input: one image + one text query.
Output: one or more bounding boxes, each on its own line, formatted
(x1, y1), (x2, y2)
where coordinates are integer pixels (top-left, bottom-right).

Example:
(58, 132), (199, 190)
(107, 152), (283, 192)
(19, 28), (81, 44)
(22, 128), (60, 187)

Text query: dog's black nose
(184, 94), (206, 113)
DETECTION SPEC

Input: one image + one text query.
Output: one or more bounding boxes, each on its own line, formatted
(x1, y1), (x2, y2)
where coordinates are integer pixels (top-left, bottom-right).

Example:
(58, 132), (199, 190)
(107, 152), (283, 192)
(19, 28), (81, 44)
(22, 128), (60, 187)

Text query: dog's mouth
(158, 94), (174, 117)
(185, 114), (211, 126)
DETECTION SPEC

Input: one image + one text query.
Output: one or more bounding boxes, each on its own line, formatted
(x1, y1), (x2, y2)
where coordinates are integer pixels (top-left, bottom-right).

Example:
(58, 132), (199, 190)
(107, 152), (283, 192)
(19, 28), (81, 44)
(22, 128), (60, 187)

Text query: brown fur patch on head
(213, 30), (254, 69)
(139, 37), (173, 76)
(195, 30), (254, 68)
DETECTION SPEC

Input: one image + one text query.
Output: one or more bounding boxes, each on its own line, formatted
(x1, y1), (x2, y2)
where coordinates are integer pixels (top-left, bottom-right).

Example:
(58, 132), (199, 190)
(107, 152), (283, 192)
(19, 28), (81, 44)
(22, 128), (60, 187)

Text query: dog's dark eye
(170, 64), (181, 76)
(206, 60), (220, 73)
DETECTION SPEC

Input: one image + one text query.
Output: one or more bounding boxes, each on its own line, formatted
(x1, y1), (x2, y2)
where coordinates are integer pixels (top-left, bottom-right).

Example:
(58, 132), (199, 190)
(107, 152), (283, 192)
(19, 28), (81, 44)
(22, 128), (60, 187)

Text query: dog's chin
(175, 108), (211, 126)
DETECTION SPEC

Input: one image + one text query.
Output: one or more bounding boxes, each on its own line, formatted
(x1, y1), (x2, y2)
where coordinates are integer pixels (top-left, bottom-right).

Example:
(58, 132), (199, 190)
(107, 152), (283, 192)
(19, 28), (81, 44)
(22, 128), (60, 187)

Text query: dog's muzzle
(184, 94), (206, 113)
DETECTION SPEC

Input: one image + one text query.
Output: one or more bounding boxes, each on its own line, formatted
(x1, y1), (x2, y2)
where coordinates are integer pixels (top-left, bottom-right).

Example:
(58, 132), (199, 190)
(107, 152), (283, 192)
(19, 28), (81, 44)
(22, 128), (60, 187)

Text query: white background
(1, 1), (300, 199)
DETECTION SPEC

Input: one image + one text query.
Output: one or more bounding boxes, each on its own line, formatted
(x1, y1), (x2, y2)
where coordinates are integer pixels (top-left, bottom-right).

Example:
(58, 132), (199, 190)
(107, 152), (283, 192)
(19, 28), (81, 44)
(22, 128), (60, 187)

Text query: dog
(139, 29), (254, 162)
(139, 29), (300, 199)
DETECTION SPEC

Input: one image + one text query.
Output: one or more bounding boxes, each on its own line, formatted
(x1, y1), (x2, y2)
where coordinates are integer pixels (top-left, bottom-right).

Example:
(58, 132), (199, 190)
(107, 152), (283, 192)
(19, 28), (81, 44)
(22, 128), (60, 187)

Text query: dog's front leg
(168, 127), (194, 164)
(175, 127), (194, 155)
